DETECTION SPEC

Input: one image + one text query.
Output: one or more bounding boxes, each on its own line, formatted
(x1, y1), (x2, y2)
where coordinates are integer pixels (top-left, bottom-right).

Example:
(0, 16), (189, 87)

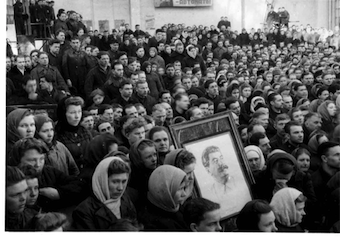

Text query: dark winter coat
(72, 194), (137, 231)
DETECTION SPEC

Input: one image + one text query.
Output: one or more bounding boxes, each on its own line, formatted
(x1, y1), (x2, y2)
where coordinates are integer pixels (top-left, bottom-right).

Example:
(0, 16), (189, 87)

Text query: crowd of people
(5, 2), (340, 233)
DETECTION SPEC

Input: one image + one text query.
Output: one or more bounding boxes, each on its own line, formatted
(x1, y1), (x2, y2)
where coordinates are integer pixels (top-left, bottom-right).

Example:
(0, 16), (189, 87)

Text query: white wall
(53, 0), (329, 33)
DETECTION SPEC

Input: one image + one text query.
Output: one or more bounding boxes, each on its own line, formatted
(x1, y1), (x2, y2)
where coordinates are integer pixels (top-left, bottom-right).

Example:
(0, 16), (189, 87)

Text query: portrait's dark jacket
(138, 200), (188, 232)
(72, 193), (137, 231)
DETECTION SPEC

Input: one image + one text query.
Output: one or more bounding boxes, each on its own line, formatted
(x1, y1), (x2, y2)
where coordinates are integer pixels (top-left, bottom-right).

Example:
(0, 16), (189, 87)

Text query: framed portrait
(169, 111), (254, 220)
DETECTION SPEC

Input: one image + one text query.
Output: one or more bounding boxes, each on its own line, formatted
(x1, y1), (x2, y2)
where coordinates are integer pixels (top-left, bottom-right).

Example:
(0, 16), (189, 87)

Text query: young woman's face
(17, 115), (36, 139)
(295, 202), (306, 224)
(296, 153), (310, 172)
(173, 180), (187, 205)
(231, 89), (240, 99)
(140, 146), (157, 170)
(327, 103), (337, 116)
(93, 94), (104, 105)
(242, 87), (252, 98)
(258, 211), (277, 232)
(38, 122), (54, 144)
(66, 105), (82, 126)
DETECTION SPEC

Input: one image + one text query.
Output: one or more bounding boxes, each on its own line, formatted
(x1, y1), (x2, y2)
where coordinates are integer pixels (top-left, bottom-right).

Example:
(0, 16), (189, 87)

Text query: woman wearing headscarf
(72, 156), (136, 230)
(182, 45), (207, 74)
(139, 165), (188, 231)
(34, 114), (79, 176)
(270, 187), (307, 232)
(141, 61), (163, 99)
(6, 108), (35, 158)
(55, 96), (92, 170)
(164, 149), (196, 202)
(317, 100), (337, 136)
(249, 96), (265, 115)
(128, 139), (159, 212)
(148, 47), (165, 69)
(244, 145), (266, 173)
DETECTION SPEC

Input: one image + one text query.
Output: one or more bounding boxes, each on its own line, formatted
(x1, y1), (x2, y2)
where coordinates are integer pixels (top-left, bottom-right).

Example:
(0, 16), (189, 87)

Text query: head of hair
(98, 104), (113, 115)
(236, 199), (272, 232)
(31, 212), (68, 231)
(275, 113), (290, 123)
(183, 198), (220, 227)
(6, 166), (25, 188)
(202, 145), (220, 168)
(224, 97), (239, 109)
(318, 141), (340, 157)
(175, 149), (196, 169)
(123, 116), (146, 136)
(291, 147), (311, 160)
(148, 126), (169, 140)
(284, 120), (302, 135)
(107, 158), (131, 176)
(249, 132), (267, 146)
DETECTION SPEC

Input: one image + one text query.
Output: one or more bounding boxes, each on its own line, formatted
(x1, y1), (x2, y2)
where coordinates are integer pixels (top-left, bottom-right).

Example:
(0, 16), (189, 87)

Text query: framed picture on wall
(169, 111), (254, 220)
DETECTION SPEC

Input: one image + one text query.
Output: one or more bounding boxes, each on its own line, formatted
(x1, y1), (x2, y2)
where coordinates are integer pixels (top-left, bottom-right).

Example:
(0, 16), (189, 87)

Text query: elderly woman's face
(66, 105), (82, 126)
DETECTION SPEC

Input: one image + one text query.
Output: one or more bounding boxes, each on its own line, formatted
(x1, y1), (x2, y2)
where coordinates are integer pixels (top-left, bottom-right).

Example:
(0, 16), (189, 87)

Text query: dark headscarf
(55, 96), (83, 133)
(7, 108), (32, 145)
(164, 149), (184, 167)
(84, 133), (119, 168)
(141, 61), (152, 74)
(317, 100), (334, 122)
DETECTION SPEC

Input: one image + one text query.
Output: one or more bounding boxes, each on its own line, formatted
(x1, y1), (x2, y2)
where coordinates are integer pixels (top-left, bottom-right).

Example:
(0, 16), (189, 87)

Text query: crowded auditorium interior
(4, 0), (340, 235)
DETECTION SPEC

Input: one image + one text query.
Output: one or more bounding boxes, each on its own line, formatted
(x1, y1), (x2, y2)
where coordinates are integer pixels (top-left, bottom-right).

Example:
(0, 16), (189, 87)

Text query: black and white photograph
(3, 0), (340, 238)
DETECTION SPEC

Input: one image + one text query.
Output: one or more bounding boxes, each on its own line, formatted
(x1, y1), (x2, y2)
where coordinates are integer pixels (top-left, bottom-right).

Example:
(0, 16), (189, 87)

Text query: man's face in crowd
(259, 137), (271, 156)
(182, 78), (192, 90)
(127, 127), (145, 145)
(6, 180), (28, 213)
(292, 110), (304, 125)
(114, 64), (124, 78)
(207, 82), (219, 97)
(137, 106), (147, 117)
(71, 39), (80, 51)
(229, 101), (241, 116)
(161, 102), (173, 119)
(282, 95), (293, 110)
(38, 53), (49, 66)
(166, 67), (175, 77)
(125, 106), (138, 118)
(16, 57), (25, 70)
(289, 125), (304, 144)
(56, 32), (65, 42)
(161, 93), (172, 104)
(101, 108), (114, 123)
(113, 108), (123, 121)
(49, 43), (60, 55)
(322, 145), (340, 170)
(191, 108), (203, 120)
(271, 95), (283, 109)
(20, 149), (45, 174)
(98, 122), (114, 135)
(136, 82), (149, 97)
(296, 85), (308, 99)
(26, 178), (39, 206)
(302, 74), (314, 86)
(23, 79), (37, 94)
(177, 95), (190, 111)
(322, 74), (333, 86)
(152, 130), (170, 154)
(206, 150), (229, 184)
(81, 116), (94, 130)
(119, 55), (128, 66)
(305, 115), (322, 131)
(191, 209), (222, 232)
(199, 103), (209, 117)
(257, 114), (269, 129)
(153, 109), (166, 126)
(99, 54), (110, 68)
(275, 119), (290, 133)
(120, 84), (133, 98)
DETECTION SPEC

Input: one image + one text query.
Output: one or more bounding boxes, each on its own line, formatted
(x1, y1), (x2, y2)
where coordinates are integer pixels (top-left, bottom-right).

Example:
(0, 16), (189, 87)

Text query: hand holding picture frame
(169, 111), (254, 220)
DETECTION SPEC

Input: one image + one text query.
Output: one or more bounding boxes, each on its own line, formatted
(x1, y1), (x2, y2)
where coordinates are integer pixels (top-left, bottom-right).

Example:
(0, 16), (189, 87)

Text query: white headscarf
(244, 145), (266, 171)
(92, 156), (128, 219)
(270, 187), (303, 227)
